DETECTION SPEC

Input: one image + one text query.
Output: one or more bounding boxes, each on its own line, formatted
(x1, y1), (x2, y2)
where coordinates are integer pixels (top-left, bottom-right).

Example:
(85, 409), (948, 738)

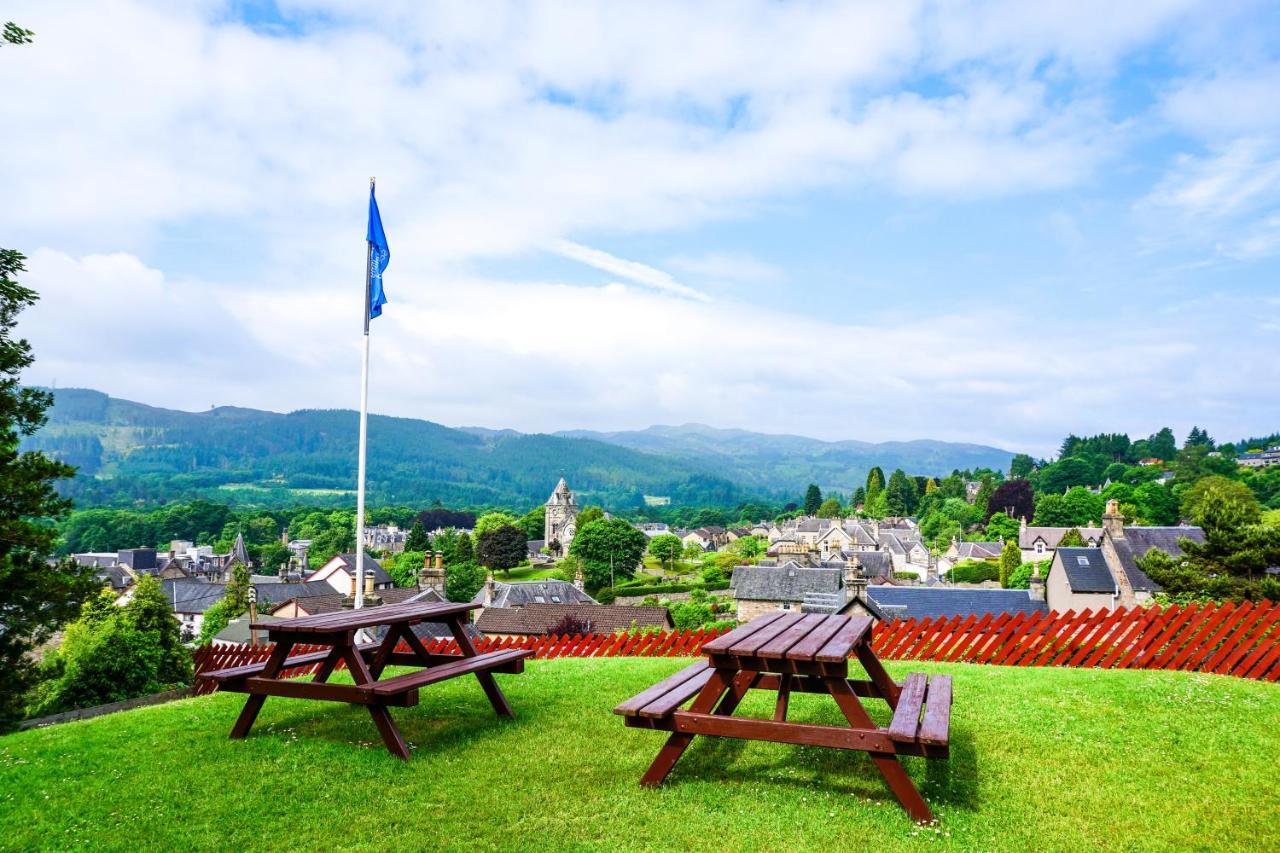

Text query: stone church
(544, 477), (579, 558)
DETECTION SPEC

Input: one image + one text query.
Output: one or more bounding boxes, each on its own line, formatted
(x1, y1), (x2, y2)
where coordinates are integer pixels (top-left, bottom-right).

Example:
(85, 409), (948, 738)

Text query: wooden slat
(203, 643), (379, 681)
(700, 612), (786, 654)
(258, 600), (476, 634)
(728, 613), (807, 656)
(887, 672), (926, 742)
(917, 675), (953, 747)
(613, 660), (711, 717)
(758, 614), (827, 659)
(815, 617), (873, 663)
(791, 615), (855, 661)
(368, 649), (531, 696)
(638, 668), (716, 719)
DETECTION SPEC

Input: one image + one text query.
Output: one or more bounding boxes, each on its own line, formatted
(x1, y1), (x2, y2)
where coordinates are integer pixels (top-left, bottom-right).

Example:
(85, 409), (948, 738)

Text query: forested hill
(553, 424), (1014, 496)
(25, 389), (1015, 510)
(25, 389), (745, 510)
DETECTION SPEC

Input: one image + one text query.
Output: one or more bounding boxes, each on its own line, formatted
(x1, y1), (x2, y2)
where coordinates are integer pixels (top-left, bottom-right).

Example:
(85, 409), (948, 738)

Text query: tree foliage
(0, 249), (97, 730)
(404, 520), (430, 552)
(816, 496), (843, 518)
(987, 479), (1034, 523)
(998, 539), (1021, 589)
(475, 523), (526, 575)
(444, 560), (486, 603)
(647, 533), (683, 572)
(569, 518), (646, 589)
(802, 484), (822, 516)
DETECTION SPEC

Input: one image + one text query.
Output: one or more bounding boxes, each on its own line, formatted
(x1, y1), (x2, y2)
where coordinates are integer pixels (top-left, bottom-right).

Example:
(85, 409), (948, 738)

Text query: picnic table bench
(615, 612), (952, 822)
(203, 600), (532, 759)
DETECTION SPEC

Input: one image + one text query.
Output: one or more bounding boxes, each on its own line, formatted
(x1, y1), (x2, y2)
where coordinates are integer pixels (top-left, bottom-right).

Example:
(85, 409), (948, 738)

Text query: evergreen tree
(864, 467), (885, 510)
(1058, 528), (1086, 547)
(884, 469), (918, 516)
(998, 539), (1022, 589)
(1147, 427), (1177, 461)
(404, 520), (430, 552)
(803, 484), (822, 516)
(0, 249), (97, 730)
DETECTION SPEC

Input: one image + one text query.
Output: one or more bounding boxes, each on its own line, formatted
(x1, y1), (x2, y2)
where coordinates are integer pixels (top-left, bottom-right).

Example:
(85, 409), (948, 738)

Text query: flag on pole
(366, 184), (390, 322)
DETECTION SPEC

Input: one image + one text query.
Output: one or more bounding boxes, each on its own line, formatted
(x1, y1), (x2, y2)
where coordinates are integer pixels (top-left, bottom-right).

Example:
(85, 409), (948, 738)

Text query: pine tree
(999, 539), (1021, 589)
(404, 519), (430, 552)
(864, 467), (885, 509)
(0, 249), (97, 730)
(803, 484), (823, 516)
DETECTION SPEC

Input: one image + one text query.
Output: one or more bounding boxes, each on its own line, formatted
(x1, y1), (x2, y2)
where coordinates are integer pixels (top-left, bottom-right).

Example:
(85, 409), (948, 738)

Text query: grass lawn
(2, 659), (1278, 851)
(496, 565), (563, 582)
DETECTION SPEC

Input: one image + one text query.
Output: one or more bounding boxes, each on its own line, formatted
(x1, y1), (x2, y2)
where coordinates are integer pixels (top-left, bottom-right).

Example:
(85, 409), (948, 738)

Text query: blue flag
(366, 184), (390, 322)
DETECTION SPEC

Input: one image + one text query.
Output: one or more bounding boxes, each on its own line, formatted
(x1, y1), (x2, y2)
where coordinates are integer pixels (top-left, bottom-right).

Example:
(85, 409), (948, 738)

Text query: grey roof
(1109, 527), (1202, 592)
(471, 579), (597, 608)
(95, 564), (132, 590)
(1055, 547), (1115, 594)
(953, 541), (1003, 560)
(213, 615), (282, 644)
(161, 579), (227, 614)
(333, 553), (393, 586)
(731, 564), (842, 602)
(476, 603), (671, 635)
(865, 586), (1047, 621)
(849, 550), (892, 579)
(1019, 526), (1104, 549)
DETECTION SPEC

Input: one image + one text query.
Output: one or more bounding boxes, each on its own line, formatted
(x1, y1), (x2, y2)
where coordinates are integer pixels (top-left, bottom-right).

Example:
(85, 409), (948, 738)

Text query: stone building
(544, 477), (579, 558)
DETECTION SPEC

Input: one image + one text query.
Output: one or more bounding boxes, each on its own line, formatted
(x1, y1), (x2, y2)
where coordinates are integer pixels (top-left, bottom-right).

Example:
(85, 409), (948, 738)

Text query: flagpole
(354, 177), (374, 609)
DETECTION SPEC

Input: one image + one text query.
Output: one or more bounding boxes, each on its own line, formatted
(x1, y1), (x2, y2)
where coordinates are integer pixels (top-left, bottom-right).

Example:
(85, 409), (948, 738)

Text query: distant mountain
(24, 389), (746, 510)
(554, 423), (1013, 496)
(25, 390), (1014, 510)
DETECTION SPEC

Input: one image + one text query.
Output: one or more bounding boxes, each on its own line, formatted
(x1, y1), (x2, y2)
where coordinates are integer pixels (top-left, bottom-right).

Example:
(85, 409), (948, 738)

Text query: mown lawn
(2, 659), (1278, 852)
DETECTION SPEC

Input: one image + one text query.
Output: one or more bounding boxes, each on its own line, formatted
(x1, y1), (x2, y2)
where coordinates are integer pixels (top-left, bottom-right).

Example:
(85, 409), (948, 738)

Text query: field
(2, 659), (1278, 851)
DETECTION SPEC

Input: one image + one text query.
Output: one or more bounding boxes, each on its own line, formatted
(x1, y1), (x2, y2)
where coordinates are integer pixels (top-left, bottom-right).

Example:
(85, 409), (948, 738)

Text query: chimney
(1102, 499), (1125, 539)
(1028, 561), (1045, 601)
(1020, 516), (1028, 533)
(342, 573), (357, 608)
(573, 563), (584, 591)
(926, 553), (939, 585)
(362, 568), (383, 607)
(434, 550), (443, 570)
(483, 572), (496, 608)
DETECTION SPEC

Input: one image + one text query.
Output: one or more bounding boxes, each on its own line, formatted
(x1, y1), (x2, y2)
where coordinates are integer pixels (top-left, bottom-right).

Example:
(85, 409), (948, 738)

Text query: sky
(3, 0), (1279, 457)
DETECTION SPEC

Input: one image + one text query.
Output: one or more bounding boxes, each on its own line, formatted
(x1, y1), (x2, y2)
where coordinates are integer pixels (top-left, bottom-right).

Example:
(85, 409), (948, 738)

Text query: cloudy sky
(4, 1), (1279, 456)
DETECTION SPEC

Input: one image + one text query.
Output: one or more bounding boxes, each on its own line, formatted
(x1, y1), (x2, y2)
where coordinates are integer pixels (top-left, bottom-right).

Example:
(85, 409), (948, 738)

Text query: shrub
(945, 559), (1000, 584)
(444, 560), (486, 603)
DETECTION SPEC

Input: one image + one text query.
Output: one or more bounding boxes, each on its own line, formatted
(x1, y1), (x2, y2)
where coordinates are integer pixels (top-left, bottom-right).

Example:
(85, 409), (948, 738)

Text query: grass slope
(2, 660), (1278, 851)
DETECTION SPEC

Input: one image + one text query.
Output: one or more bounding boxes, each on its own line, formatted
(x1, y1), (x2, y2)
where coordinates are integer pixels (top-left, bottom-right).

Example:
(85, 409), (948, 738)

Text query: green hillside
(24, 389), (744, 510)
(555, 423), (1014, 495)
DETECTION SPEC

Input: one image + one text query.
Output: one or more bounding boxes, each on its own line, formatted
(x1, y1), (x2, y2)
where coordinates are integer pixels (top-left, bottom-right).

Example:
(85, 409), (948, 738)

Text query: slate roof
(161, 579), (227, 614)
(476, 603), (671, 635)
(471, 579), (597, 608)
(848, 550), (892, 579)
(731, 564), (842, 602)
(212, 615), (282, 644)
(95, 564), (132, 590)
(952, 541), (1003, 560)
(1019, 526), (1104, 549)
(1109, 527), (1202, 592)
(1055, 547), (1115, 594)
(330, 553), (393, 586)
(865, 586), (1047, 621)
(278, 586), (424, 615)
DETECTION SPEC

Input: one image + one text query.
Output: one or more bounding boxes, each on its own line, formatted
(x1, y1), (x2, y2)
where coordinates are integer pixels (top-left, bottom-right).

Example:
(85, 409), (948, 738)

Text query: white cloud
(666, 252), (785, 284)
(547, 240), (710, 302)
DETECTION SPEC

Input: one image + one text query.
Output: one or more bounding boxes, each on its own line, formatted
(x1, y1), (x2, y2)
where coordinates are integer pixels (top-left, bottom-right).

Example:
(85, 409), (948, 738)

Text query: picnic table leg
(773, 673), (792, 722)
(640, 668), (732, 787)
(311, 645), (344, 683)
(229, 639), (293, 739)
(825, 677), (933, 823)
(855, 643), (902, 708)
(447, 616), (516, 719)
(714, 670), (758, 716)
(339, 639), (412, 761)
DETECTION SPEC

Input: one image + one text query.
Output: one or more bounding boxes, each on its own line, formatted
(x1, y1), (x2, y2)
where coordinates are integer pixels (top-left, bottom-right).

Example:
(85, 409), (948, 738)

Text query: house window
(550, 595), (561, 603)
(1076, 556), (1089, 566)
(1035, 542), (1045, 554)
(781, 602), (792, 610)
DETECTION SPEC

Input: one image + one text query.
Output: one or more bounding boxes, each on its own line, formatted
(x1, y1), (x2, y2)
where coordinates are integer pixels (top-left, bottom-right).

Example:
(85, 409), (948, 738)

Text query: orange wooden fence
(193, 601), (1279, 695)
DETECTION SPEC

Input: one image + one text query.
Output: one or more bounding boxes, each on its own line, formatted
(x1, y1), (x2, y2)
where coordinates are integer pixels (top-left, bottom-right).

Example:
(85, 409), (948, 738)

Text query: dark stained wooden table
(615, 612), (953, 823)
(204, 600), (532, 759)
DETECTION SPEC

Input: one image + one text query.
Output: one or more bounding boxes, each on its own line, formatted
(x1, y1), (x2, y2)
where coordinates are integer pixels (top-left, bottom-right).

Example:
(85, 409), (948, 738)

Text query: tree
(1062, 487), (1104, 526)
(1184, 426), (1214, 449)
(986, 480), (1034, 524)
(1010, 453), (1035, 479)
(971, 475), (994, 512)
(985, 512), (1020, 543)
(387, 550), (426, 588)
(1032, 493), (1072, 526)
(998, 539), (1021, 589)
(404, 520), (430, 552)
(1038, 457), (1095, 494)
(475, 524), (526, 576)
(444, 561), (486, 603)
(257, 542), (291, 576)
(647, 533), (683, 573)
(1058, 528), (1085, 547)
(884, 469), (918, 516)
(1134, 481), (1179, 526)
(728, 534), (765, 561)
(474, 512), (519, 540)
(1181, 476), (1261, 530)
(0, 249), (98, 730)
(1147, 427), (1177, 462)
(803, 484), (823, 516)
(850, 486), (866, 509)
(3, 21), (35, 46)
(576, 505), (605, 528)
(816, 497), (843, 518)
(864, 468), (885, 510)
(122, 575), (191, 687)
(569, 518), (647, 589)
(516, 506), (545, 541)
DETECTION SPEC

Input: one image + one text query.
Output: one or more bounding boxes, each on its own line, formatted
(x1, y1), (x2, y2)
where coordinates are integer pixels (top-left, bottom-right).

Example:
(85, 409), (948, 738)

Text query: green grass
(498, 565), (563, 582)
(2, 660), (1278, 851)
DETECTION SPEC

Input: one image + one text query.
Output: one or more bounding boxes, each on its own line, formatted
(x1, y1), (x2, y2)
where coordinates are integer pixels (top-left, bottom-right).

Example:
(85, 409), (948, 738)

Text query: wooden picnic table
(614, 612), (952, 823)
(204, 600), (533, 759)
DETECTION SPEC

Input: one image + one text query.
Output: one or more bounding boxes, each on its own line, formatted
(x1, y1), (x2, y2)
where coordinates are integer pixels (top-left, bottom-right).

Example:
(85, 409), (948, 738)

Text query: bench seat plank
(367, 649), (532, 696)
(917, 675), (953, 747)
(887, 672), (927, 742)
(614, 660), (710, 717)
(637, 667), (715, 720)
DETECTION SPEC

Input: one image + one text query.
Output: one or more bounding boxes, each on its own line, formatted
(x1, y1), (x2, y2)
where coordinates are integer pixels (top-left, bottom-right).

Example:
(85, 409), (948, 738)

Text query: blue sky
(2, 1), (1279, 456)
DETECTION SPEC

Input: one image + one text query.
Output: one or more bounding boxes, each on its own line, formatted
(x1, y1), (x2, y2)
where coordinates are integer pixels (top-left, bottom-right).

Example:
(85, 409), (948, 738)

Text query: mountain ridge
(24, 388), (1013, 509)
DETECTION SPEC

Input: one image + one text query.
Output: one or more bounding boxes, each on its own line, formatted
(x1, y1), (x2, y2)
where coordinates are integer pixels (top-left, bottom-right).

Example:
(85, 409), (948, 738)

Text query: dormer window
(1076, 556), (1089, 566)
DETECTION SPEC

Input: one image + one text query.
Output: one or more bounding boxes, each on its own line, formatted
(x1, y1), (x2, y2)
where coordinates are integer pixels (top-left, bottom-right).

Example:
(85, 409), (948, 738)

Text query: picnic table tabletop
(701, 612), (873, 664)
(251, 599), (476, 634)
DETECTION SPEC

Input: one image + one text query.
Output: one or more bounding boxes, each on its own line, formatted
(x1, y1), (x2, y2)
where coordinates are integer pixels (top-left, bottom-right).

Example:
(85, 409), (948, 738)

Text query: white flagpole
(354, 176), (374, 609)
